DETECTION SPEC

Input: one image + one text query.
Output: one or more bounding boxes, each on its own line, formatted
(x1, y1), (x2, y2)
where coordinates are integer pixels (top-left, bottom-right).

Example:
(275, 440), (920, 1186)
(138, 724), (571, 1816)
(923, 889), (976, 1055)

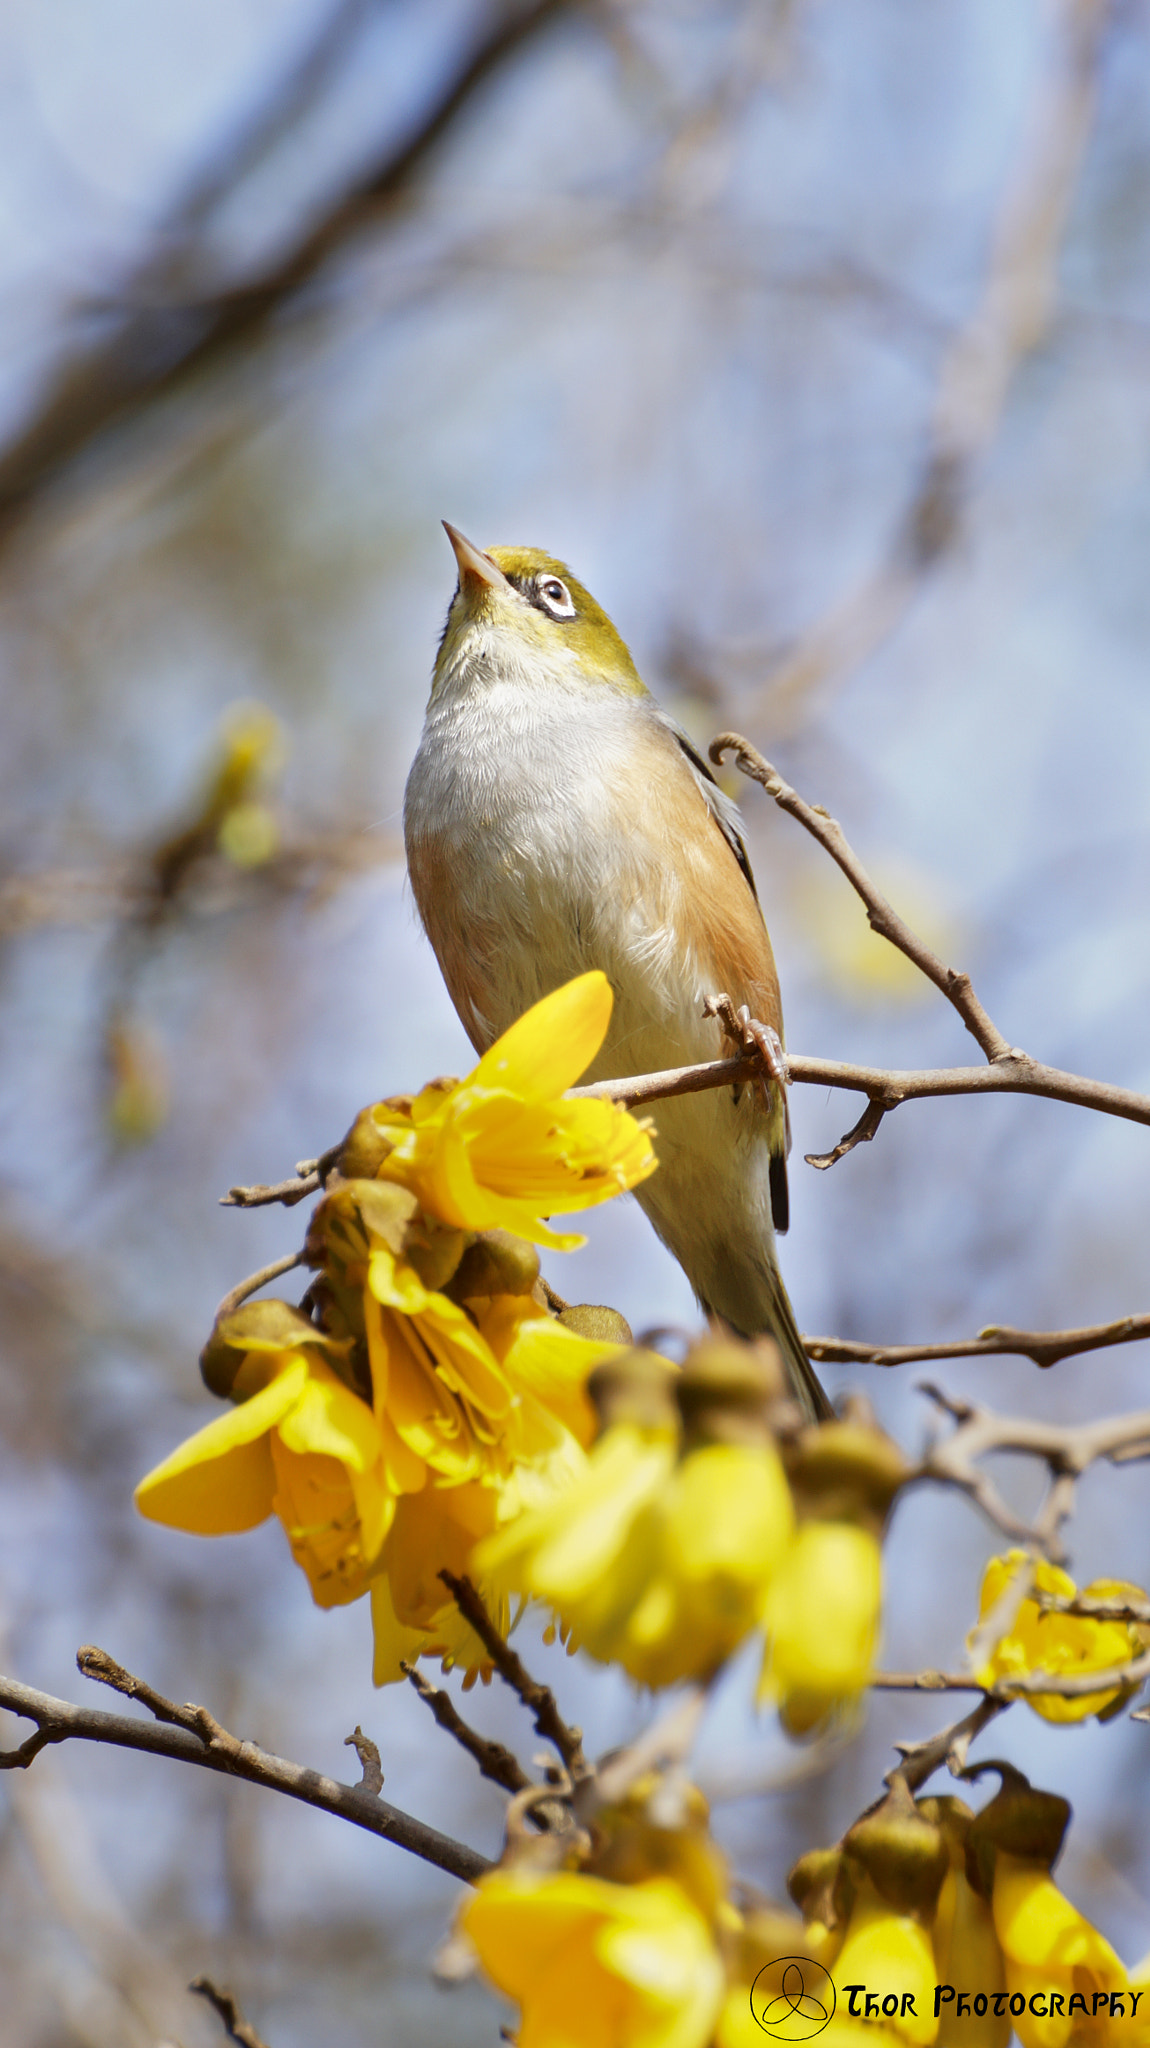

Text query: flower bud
(587, 1348), (679, 1434)
(337, 1104), (397, 1181)
(787, 1846), (850, 1930)
(556, 1303), (633, 1343)
(199, 1298), (342, 1400)
(844, 1777), (949, 1921)
(787, 1408), (908, 1530)
(964, 1767), (1070, 1896)
(450, 1229), (542, 1300)
(675, 1335), (785, 1449)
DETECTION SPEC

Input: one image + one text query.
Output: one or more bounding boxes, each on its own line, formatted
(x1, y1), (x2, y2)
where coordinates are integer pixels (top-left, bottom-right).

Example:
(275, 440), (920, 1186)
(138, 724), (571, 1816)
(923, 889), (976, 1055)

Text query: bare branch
(742, 0), (1111, 729)
(439, 1572), (590, 1786)
(915, 1389), (1150, 1563)
(0, 0), (573, 541)
(402, 1661), (533, 1801)
(190, 1978), (272, 2048)
(894, 1695), (1011, 1794)
(711, 734), (1009, 1058)
(806, 1312), (1150, 1370)
(0, 1657), (489, 1885)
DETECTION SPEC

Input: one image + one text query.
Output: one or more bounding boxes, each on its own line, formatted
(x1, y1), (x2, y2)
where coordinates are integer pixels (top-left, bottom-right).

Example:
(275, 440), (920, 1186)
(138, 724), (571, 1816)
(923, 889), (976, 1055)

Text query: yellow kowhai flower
(758, 1521), (882, 1734)
(969, 1552), (1149, 1723)
(832, 1875), (941, 2047)
(460, 1869), (726, 2048)
(136, 1315), (392, 1609)
(992, 1852), (1135, 2048)
(363, 971), (657, 1248)
(476, 1363), (795, 1687)
(922, 1797), (1008, 2048)
(369, 1444), (584, 1686)
(137, 1274), (613, 1682)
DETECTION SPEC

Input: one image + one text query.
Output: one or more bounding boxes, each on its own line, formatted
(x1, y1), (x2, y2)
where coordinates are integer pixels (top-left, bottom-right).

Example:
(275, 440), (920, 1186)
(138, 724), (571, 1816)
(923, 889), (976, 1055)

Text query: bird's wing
(655, 713), (792, 1231)
(663, 720), (761, 904)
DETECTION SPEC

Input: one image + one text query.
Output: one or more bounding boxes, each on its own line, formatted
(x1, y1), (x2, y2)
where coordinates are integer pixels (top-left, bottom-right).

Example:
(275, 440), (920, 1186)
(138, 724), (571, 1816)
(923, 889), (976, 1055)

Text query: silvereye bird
(403, 524), (830, 1423)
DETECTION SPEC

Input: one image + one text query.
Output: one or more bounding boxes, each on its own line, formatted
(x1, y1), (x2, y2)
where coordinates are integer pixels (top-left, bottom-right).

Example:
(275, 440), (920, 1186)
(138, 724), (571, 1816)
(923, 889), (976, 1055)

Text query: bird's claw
(702, 994), (792, 1152)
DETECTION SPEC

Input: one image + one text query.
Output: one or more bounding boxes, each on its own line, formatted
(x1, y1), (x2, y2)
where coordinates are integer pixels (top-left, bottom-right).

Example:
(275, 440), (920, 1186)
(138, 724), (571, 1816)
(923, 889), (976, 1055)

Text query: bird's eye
(534, 574), (576, 619)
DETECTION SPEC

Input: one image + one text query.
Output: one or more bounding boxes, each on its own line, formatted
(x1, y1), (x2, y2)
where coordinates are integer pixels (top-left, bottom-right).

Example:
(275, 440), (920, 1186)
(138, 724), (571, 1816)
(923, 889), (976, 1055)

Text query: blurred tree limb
(0, 0), (572, 548)
(747, 0), (1114, 730)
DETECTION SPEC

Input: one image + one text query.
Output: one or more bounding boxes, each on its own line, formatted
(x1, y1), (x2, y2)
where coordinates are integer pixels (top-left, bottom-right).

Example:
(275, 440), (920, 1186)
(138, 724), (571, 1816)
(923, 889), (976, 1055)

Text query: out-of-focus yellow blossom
(369, 1447), (583, 1686)
(992, 1853), (1132, 2048)
(921, 1797), (1008, 2048)
(477, 1342), (796, 1688)
(716, 1905), (841, 2048)
(970, 1552), (1149, 1722)
(832, 1876), (940, 2047)
(462, 1870), (725, 2048)
(135, 1315), (392, 1608)
(362, 972), (657, 1248)
(459, 1784), (731, 2048)
(758, 1410), (905, 1734)
(758, 1521), (882, 1733)
(797, 861), (957, 1007)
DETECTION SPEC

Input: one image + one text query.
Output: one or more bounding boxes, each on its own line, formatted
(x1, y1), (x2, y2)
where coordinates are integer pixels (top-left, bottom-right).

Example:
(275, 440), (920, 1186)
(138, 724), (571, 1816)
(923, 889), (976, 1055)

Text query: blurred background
(2, 0), (1150, 2039)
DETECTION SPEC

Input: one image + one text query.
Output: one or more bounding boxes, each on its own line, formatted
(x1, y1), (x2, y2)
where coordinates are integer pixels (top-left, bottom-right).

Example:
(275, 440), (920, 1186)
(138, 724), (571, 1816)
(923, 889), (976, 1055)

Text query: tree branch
(0, 1653), (489, 1885)
(915, 1387), (1150, 1563)
(190, 1978), (272, 2048)
(439, 1572), (590, 1786)
(740, 0), (1111, 731)
(0, 0), (573, 542)
(402, 1661), (533, 1801)
(804, 1311), (1150, 1370)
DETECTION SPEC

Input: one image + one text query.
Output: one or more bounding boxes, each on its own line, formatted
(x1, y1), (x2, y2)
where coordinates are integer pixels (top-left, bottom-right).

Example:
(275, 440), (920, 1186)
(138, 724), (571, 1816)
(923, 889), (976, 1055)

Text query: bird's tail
(702, 1248), (832, 1424)
(753, 1258), (833, 1424)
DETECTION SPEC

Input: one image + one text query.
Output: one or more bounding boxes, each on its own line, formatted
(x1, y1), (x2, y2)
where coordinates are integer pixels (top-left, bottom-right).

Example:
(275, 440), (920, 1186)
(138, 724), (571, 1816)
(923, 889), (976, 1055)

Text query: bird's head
(431, 522), (646, 702)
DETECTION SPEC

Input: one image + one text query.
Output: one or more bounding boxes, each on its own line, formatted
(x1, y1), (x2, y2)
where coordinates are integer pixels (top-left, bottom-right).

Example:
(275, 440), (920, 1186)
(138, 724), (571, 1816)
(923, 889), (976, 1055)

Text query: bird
(403, 523), (830, 1422)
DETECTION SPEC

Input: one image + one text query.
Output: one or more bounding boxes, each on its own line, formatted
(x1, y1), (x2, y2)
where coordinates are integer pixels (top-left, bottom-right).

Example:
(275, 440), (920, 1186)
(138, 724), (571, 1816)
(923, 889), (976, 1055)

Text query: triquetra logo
(750, 1957), (836, 2040)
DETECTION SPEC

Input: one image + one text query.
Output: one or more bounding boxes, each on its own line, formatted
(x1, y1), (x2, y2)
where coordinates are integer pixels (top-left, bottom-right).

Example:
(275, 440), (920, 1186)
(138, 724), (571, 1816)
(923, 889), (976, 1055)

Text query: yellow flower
(992, 1851), (1131, 2048)
(363, 1231), (601, 1483)
(365, 972), (657, 1248)
(832, 1876), (940, 2047)
(135, 1336), (393, 1608)
(460, 1870), (725, 2048)
(925, 1799), (1008, 2048)
(970, 1553), (1148, 1722)
(370, 1440), (585, 1686)
(758, 1522), (882, 1733)
(477, 1417), (795, 1689)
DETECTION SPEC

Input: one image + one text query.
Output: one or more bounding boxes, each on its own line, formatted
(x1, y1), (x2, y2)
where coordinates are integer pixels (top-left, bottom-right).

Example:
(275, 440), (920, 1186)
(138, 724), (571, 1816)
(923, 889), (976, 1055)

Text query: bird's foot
(703, 993), (792, 1151)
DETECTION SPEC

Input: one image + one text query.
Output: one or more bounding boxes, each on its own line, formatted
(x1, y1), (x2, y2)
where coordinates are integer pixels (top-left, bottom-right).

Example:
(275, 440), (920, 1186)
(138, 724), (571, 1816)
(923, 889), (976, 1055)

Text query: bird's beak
(443, 521), (511, 599)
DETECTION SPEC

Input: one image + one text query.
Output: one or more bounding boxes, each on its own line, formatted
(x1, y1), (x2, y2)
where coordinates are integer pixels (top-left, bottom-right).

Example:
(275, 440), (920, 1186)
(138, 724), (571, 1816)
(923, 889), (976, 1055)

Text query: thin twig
(894, 1695), (1010, 1794)
(344, 1725), (384, 1794)
(223, 1142), (342, 1210)
(438, 1573), (590, 1785)
(0, 0), (573, 541)
(915, 1388), (1150, 1563)
(741, 0), (1110, 730)
(870, 1671), (984, 1693)
(805, 1312), (1150, 1369)
(0, 1655), (489, 1885)
(1038, 1592), (1150, 1624)
(214, 1252), (304, 1322)
(710, 735), (1009, 1060)
(572, 1045), (1150, 1140)
(189, 1978), (272, 2048)
(402, 1663), (533, 1800)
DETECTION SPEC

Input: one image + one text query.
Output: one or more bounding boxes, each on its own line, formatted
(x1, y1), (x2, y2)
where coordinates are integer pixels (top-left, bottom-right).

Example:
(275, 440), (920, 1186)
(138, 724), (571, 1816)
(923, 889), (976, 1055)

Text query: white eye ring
(534, 574), (576, 619)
